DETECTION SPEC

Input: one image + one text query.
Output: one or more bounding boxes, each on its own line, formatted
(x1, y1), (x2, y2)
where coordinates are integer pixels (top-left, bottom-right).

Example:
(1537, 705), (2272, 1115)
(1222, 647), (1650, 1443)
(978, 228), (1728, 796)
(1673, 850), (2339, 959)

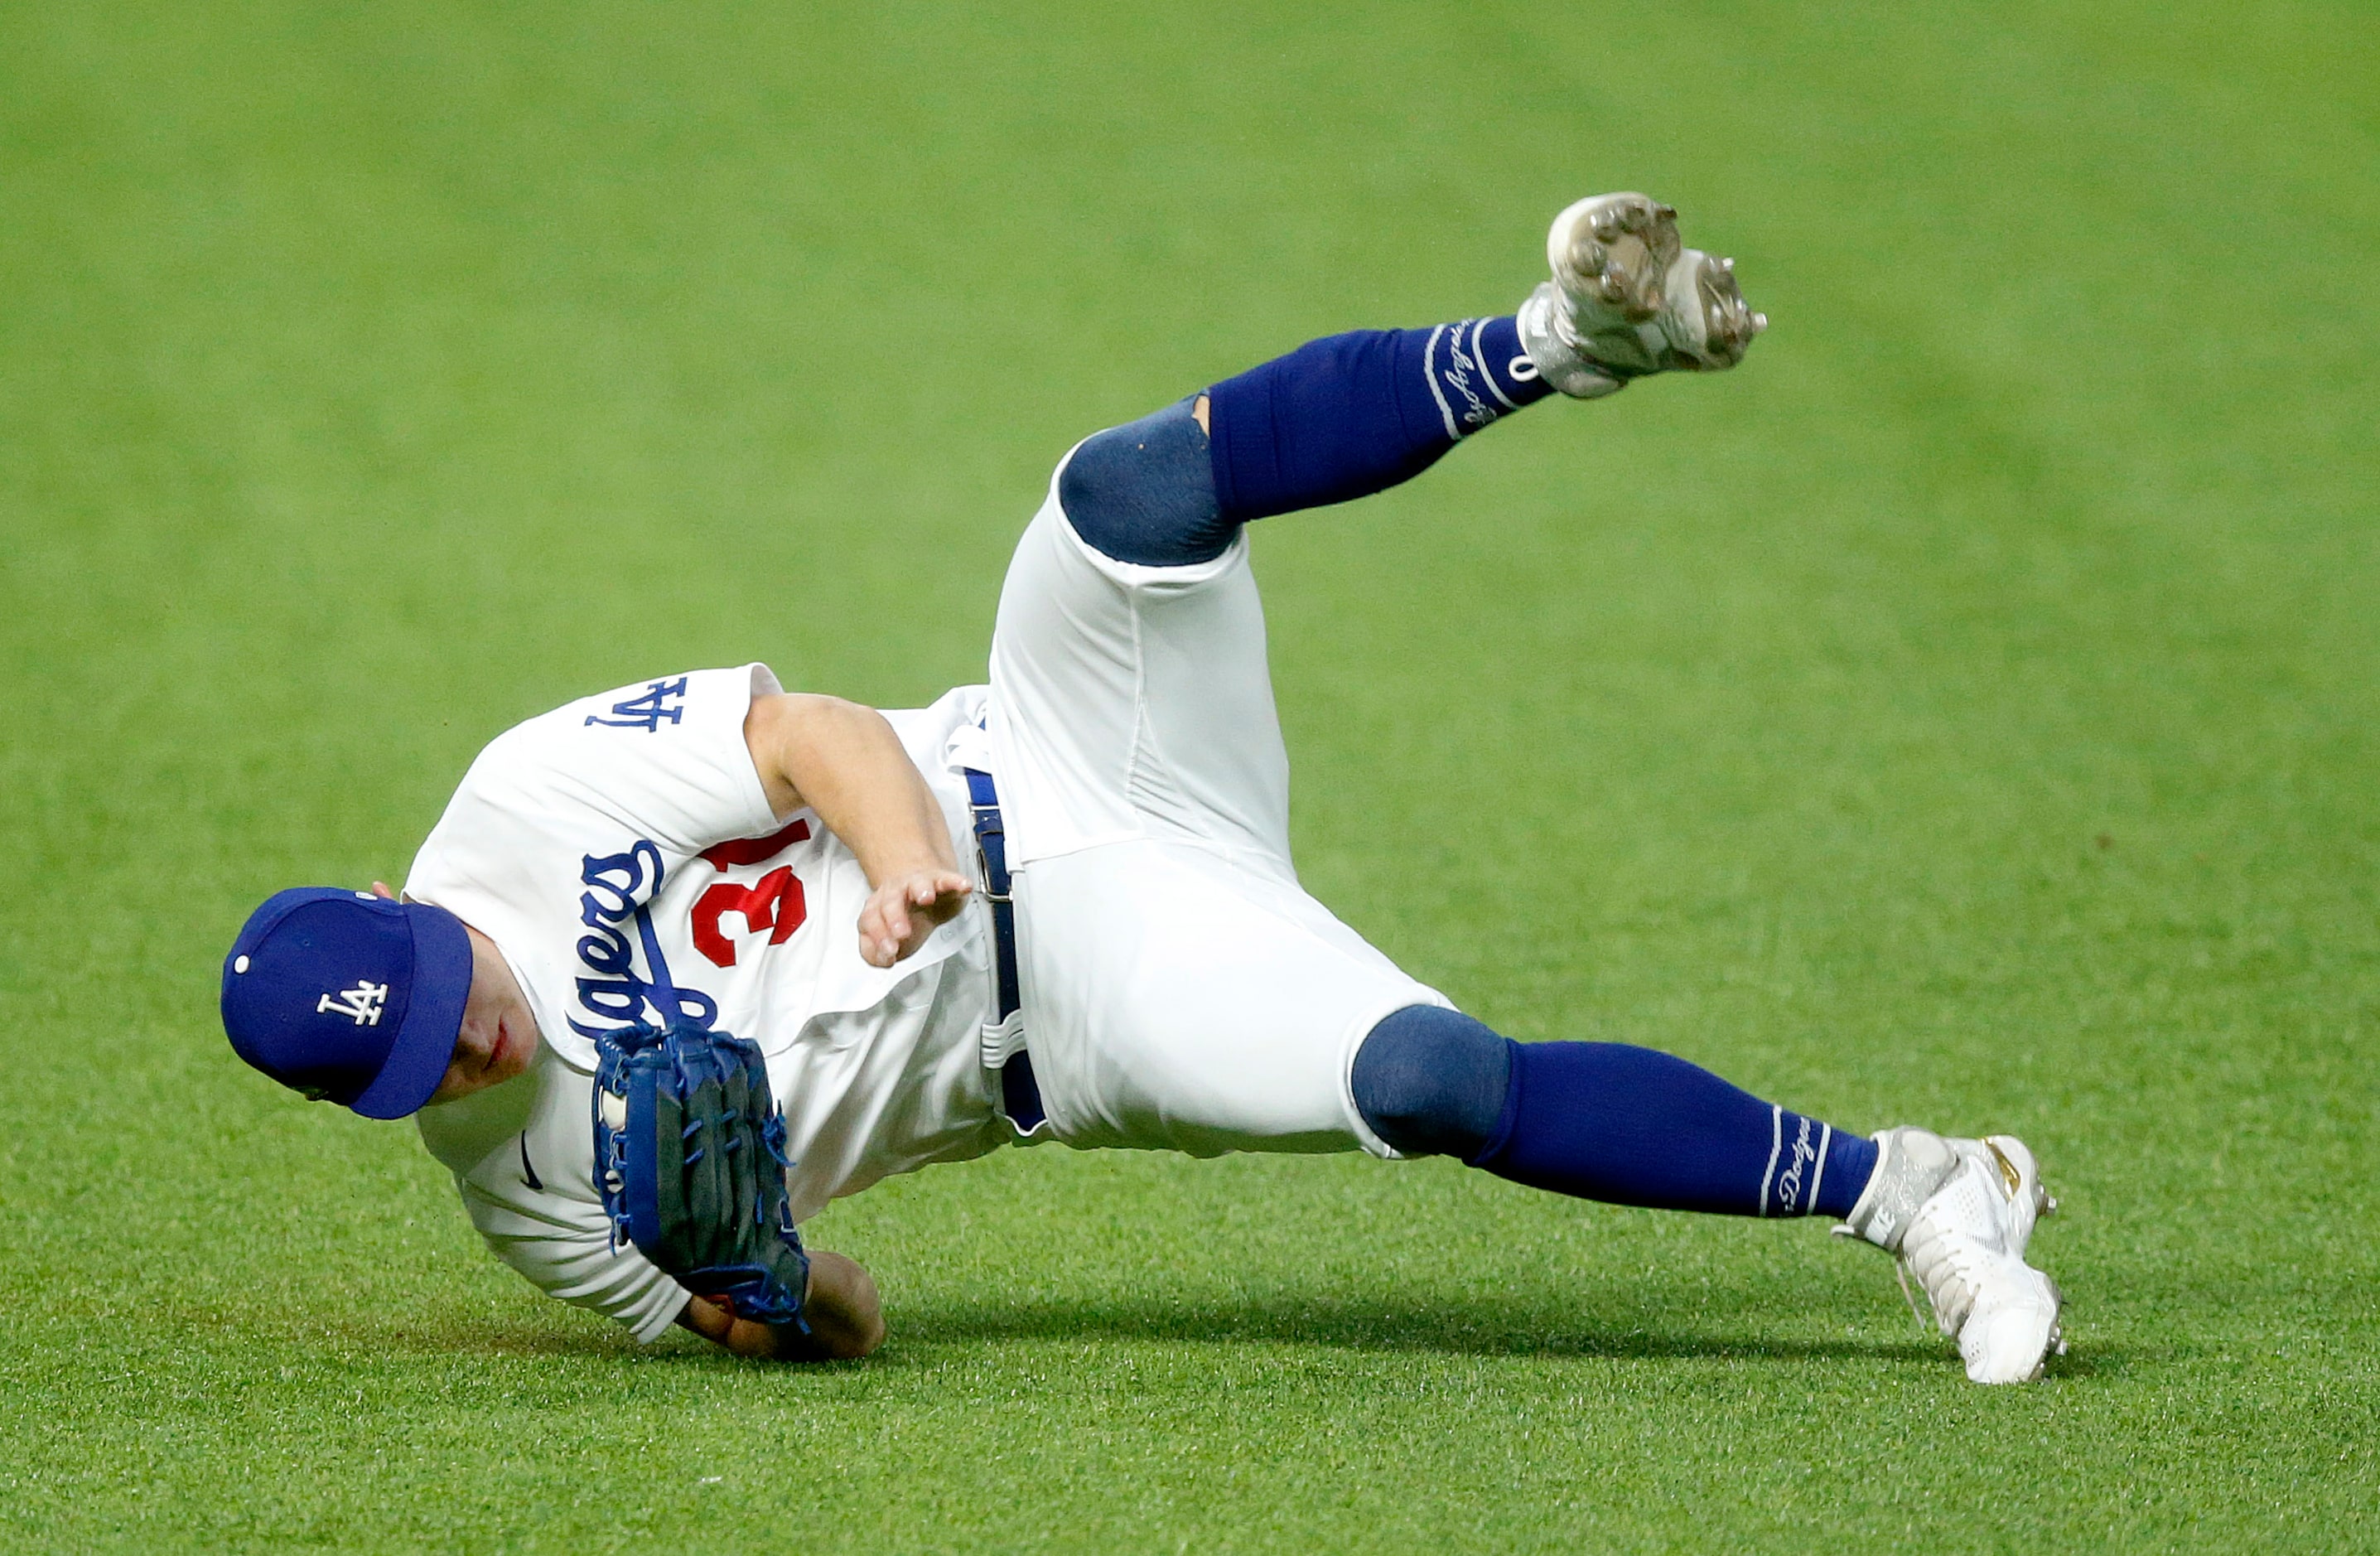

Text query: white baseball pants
(987, 461), (1449, 1159)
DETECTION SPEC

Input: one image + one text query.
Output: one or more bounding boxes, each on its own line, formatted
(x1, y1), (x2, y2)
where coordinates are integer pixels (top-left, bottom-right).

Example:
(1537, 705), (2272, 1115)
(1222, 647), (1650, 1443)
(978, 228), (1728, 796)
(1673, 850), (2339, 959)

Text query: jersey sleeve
(471, 664), (784, 861)
(416, 1054), (691, 1343)
(458, 1175), (689, 1344)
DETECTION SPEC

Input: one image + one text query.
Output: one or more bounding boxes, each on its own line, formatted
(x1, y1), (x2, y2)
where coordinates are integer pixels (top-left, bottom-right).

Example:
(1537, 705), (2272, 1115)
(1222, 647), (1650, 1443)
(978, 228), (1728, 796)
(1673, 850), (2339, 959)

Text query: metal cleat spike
(1533, 196), (1763, 389)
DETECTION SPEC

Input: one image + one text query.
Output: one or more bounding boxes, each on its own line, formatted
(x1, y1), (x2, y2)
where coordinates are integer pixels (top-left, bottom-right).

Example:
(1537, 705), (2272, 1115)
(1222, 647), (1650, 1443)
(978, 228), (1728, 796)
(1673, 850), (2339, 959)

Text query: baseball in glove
(592, 1018), (827, 1359)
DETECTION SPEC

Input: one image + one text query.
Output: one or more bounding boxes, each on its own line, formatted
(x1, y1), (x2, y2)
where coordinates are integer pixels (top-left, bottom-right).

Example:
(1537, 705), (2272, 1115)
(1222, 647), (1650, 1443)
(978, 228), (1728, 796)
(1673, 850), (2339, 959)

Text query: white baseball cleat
(1954, 1133), (2056, 1259)
(1841, 1126), (2066, 1384)
(1514, 192), (1768, 398)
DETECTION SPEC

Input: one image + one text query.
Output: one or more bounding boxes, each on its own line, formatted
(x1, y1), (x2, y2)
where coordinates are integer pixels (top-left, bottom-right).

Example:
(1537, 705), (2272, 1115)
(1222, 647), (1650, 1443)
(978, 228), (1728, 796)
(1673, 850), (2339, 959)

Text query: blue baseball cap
(220, 887), (474, 1119)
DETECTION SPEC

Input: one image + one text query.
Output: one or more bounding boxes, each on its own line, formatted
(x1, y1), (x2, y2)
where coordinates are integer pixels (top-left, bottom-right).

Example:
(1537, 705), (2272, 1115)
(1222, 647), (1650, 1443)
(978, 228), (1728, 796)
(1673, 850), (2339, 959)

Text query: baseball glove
(592, 1018), (824, 1357)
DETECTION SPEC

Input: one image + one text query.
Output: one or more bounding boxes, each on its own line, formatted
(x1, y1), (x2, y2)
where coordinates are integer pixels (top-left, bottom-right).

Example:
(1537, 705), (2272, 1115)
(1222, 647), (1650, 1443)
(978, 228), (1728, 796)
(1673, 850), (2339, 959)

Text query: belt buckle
(973, 832), (1011, 905)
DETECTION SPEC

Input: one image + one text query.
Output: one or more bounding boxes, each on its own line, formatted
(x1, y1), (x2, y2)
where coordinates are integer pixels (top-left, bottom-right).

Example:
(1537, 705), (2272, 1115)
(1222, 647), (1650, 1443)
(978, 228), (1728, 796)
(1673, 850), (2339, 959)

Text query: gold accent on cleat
(1985, 1139), (2024, 1200)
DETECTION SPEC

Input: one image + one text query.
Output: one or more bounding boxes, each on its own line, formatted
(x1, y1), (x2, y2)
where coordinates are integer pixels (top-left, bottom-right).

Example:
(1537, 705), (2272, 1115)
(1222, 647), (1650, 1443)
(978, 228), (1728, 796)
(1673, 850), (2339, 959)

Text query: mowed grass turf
(3, 1), (2377, 1549)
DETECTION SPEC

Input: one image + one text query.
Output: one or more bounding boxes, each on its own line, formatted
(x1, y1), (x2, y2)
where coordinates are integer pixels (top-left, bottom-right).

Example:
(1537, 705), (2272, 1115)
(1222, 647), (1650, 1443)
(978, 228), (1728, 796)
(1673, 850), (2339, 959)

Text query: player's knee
(1350, 1005), (1514, 1160)
(1056, 396), (1236, 567)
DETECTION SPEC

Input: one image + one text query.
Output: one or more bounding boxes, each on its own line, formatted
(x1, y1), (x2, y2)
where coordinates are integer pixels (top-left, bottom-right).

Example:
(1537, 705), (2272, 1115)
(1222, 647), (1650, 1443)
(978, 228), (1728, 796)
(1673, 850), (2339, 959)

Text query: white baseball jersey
(398, 454), (1460, 1346)
(406, 666), (1008, 1341)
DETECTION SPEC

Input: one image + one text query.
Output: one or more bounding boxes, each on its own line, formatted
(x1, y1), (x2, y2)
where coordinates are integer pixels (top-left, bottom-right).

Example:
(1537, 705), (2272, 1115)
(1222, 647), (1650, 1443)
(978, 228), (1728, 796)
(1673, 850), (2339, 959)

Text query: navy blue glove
(593, 1019), (823, 1355)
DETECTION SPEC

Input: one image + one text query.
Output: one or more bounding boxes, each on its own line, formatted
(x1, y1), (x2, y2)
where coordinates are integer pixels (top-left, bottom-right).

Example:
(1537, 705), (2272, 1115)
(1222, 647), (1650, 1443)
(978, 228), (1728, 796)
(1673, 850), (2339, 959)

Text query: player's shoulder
(519, 664), (783, 742)
(408, 664), (789, 921)
(455, 664), (780, 786)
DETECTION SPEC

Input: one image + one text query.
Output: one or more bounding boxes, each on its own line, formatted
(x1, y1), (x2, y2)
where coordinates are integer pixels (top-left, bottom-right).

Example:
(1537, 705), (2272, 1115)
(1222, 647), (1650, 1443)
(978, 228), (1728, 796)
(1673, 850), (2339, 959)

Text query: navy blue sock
(1475, 1041), (1878, 1219)
(1057, 318), (1555, 566)
(1208, 317), (1554, 523)
(1349, 1007), (1879, 1220)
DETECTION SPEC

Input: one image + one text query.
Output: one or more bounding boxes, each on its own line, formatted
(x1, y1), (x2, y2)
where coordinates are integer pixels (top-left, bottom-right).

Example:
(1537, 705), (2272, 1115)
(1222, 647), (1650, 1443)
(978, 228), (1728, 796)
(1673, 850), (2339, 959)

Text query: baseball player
(221, 195), (2065, 1384)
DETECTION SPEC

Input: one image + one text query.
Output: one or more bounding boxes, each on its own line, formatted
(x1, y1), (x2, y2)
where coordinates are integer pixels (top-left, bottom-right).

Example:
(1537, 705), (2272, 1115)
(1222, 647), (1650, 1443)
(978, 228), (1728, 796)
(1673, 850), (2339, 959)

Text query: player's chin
(488, 1012), (533, 1084)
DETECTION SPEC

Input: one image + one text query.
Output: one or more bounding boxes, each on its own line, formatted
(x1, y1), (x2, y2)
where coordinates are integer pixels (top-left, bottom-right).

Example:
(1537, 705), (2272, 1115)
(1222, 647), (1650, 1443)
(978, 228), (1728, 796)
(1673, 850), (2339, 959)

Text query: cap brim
(350, 903), (473, 1119)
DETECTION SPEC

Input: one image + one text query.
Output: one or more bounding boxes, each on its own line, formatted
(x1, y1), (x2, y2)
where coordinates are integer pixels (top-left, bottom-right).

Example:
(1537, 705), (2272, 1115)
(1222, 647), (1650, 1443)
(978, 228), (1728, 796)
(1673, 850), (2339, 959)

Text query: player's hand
(857, 869), (973, 967)
(678, 1249), (883, 1360)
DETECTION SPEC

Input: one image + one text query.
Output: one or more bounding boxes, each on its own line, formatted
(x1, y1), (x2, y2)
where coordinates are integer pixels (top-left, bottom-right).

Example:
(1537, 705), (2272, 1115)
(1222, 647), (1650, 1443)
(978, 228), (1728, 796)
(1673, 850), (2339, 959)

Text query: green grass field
(5, 1), (2378, 1549)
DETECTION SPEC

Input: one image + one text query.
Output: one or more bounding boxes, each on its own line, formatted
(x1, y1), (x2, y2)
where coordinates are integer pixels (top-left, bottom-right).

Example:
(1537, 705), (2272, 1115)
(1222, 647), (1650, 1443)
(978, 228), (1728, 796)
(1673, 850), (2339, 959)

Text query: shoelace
(1835, 1216), (1948, 1333)
(1893, 1261), (1933, 1331)
(1916, 1191), (2016, 1334)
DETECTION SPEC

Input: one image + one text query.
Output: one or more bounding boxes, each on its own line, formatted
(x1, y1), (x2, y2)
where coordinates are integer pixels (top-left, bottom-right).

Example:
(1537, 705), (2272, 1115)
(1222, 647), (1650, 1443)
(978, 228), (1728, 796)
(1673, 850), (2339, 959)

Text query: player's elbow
(767, 693), (886, 752)
(746, 693), (896, 815)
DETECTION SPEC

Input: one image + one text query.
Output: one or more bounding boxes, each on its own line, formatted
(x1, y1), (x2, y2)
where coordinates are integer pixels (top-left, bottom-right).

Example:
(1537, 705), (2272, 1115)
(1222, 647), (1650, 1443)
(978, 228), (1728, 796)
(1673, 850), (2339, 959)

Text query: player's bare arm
(742, 692), (973, 968)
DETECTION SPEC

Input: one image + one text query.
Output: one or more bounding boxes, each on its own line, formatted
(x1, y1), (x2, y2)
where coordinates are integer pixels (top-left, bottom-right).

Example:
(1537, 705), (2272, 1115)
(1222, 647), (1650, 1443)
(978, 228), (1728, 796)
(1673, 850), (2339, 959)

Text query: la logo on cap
(317, 981), (390, 1027)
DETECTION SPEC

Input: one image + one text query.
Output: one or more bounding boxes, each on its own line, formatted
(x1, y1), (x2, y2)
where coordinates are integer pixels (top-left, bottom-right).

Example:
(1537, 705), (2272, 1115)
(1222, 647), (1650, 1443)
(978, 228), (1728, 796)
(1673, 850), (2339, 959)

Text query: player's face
(425, 925), (539, 1106)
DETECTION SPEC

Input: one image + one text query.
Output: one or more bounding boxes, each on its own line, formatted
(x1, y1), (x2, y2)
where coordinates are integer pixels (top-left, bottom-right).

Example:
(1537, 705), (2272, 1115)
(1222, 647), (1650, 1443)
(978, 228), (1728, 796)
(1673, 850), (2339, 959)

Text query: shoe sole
(1547, 196), (1766, 372)
(1673, 251), (1765, 370)
(2033, 1284), (2070, 1380)
(1546, 193), (1680, 331)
